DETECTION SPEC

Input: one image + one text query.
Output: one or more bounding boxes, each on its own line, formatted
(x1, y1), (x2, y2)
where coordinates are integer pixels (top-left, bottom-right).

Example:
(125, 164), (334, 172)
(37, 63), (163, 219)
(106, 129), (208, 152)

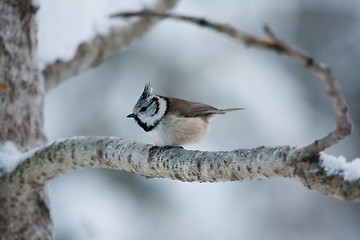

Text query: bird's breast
(146, 115), (209, 146)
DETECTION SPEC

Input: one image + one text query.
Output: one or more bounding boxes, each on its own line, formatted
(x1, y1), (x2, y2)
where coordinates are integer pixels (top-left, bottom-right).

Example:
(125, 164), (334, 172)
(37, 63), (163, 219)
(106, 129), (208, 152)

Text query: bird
(127, 82), (244, 146)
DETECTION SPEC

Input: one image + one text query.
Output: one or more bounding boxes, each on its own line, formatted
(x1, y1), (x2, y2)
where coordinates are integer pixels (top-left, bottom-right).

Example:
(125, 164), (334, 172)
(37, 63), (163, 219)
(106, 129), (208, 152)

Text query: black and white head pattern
(132, 82), (168, 132)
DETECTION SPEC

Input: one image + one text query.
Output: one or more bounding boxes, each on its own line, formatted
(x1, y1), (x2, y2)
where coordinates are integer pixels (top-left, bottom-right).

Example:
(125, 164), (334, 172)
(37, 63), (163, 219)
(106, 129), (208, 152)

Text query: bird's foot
(161, 145), (184, 149)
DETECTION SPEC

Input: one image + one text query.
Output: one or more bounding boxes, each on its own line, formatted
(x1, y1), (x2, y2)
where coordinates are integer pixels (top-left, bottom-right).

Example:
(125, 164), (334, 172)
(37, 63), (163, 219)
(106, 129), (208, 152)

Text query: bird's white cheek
(138, 114), (157, 127)
(138, 96), (168, 128)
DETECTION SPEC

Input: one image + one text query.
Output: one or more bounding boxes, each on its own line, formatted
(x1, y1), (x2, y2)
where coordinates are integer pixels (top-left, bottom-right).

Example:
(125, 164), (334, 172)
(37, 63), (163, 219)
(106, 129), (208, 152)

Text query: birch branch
(110, 10), (352, 159)
(5, 137), (360, 204)
(41, 0), (178, 91)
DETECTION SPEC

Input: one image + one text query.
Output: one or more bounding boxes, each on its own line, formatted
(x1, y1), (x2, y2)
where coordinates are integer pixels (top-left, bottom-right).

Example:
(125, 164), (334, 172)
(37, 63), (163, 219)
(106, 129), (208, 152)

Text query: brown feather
(164, 96), (244, 118)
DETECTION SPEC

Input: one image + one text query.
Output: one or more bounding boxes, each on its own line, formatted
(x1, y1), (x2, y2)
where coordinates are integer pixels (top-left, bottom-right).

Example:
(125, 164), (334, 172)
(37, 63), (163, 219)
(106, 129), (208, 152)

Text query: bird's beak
(127, 113), (136, 118)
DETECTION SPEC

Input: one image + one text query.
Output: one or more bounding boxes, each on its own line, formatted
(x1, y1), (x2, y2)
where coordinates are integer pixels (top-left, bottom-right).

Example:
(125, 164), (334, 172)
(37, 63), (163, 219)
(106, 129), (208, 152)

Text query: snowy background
(38, 0), (360, 239)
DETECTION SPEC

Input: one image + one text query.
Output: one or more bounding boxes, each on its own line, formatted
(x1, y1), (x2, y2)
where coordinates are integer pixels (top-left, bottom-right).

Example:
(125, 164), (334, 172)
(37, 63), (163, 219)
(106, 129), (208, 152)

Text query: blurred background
(38, 0), (360, 239)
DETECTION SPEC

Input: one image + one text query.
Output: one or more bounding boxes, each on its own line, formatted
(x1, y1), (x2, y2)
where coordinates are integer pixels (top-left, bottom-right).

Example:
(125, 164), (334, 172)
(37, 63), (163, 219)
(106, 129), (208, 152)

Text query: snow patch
(320, 152), (360, 182)
(0, 141), (41, 176)
(0, 141), (25, 175)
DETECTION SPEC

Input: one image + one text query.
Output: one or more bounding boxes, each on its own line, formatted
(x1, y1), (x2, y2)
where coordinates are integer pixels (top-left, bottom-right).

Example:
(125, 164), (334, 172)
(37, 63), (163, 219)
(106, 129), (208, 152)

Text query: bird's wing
(166, 96), (228, 117)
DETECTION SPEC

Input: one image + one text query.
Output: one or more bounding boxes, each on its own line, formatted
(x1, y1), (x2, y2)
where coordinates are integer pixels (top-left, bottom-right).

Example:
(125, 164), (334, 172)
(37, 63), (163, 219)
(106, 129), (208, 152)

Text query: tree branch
(262, 25), (352, 159)
(41, 0), (178, 91)
(110, 10), (352, 159)
(7, 9), (355, 207)
(6, 137), (360, 203)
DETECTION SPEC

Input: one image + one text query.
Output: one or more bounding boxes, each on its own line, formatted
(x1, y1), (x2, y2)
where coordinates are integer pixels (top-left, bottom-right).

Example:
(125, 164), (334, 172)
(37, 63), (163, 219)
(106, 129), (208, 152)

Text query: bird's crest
(138, 82), (154, 102)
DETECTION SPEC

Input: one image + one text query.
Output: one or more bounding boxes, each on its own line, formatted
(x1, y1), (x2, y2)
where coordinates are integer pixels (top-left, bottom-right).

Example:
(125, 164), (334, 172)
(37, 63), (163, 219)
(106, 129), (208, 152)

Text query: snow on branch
(0, 142), (25, 175)
(320, 152), (360, 182)
(110, 10), (352, 159)
(41, 0), (178, 91)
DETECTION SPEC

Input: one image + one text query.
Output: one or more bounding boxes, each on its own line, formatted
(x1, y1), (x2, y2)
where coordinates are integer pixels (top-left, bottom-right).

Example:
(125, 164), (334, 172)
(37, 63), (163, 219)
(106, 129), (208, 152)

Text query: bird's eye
(139, 107), (147, 112)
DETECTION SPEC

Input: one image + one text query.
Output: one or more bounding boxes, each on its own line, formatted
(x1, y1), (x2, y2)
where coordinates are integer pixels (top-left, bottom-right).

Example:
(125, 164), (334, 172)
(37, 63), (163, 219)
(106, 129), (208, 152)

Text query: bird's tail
(220, 108), (245, 113)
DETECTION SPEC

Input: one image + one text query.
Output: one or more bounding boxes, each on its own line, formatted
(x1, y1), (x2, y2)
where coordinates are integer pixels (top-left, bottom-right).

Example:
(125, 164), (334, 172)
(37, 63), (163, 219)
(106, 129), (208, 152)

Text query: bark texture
(12, 137), (360, 203)
(0, 1), (53, 239)
(0, 1), (45, 148)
